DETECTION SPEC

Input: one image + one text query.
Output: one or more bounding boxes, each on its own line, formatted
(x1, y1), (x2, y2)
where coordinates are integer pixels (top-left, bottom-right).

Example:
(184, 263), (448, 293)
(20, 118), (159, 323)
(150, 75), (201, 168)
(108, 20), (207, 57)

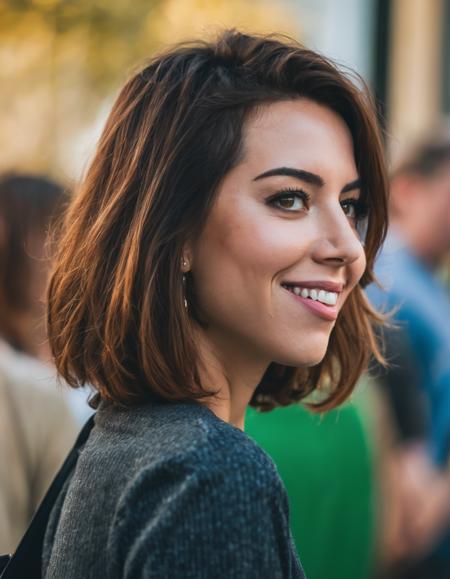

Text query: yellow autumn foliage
(0, 0), (299, 177)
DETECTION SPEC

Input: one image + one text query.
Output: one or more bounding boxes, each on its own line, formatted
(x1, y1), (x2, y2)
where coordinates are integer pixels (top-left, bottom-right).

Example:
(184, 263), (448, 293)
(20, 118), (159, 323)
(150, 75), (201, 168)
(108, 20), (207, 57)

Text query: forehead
(241, 99), (357, 180)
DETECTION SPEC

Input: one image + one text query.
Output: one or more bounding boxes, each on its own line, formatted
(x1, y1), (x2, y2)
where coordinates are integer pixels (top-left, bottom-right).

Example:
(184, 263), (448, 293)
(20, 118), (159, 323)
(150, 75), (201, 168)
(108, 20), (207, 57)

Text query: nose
(310, 207), (364, 267)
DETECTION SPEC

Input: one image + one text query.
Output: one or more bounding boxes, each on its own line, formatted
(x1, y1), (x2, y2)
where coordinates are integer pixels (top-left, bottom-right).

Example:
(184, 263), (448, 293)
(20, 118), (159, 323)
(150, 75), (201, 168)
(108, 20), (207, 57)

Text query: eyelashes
(266, 188), (369, 223)
(266, 188), (311, 212)
(340, 198), (369, 221)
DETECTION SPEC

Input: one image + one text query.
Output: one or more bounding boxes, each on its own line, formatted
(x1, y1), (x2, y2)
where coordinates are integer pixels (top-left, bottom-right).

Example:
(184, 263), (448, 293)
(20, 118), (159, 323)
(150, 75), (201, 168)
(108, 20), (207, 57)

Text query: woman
(44, 30), (388, 578)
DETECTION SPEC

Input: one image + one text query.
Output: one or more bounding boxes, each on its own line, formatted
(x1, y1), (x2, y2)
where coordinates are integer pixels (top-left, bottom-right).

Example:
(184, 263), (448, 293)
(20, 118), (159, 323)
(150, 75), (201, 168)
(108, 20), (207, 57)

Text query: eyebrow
(253, 166), (361, 194)
(341, 179), (361, 194)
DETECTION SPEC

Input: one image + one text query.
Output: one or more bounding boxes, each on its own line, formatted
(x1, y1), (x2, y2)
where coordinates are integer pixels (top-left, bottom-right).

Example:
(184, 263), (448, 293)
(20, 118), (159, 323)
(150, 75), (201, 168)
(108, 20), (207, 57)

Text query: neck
(195, 327), (269, 430)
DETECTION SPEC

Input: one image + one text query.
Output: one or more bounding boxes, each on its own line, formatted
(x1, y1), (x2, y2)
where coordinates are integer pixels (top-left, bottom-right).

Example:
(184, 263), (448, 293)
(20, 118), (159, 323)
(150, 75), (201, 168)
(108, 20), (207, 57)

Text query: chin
(296, 352), (328, 368)
(275, 343), (330, 368)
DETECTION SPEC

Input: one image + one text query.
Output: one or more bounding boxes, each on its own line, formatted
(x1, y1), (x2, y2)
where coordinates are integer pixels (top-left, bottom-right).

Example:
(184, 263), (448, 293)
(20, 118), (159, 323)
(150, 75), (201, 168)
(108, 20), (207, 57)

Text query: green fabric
(245, 397), (375, 579)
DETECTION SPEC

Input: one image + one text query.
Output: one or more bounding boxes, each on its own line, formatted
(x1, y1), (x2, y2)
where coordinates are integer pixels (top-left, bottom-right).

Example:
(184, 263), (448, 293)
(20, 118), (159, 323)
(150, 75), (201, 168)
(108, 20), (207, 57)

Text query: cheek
(195, 205), (307, 284)
(351, 250), (367, 288)
(190, 206), (309, 329)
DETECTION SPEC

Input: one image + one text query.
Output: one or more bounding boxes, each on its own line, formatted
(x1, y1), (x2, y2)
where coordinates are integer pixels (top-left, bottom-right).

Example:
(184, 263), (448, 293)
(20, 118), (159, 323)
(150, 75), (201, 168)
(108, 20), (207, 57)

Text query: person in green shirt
(246, 392), (376, 579)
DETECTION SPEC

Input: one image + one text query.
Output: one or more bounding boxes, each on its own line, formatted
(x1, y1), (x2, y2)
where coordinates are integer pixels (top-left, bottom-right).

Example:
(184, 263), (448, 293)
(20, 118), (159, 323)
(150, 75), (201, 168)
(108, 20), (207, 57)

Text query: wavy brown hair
(47, 30), (388, 412)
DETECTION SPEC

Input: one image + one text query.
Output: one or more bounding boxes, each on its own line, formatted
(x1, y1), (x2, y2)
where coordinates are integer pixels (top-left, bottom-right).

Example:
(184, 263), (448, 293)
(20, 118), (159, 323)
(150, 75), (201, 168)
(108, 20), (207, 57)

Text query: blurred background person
(0, 173), (83, 554)
(0, 173), (66, 360)
(367, 134), (450, 578)
(0, 362), (76, 554)
(246, 396), (377, 579)
(0, 173), (92, 424)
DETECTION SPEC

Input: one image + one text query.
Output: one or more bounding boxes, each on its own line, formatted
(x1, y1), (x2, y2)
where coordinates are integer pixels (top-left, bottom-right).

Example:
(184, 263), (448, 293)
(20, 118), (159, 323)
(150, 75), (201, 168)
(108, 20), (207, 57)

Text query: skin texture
(184, 99), (366, 428)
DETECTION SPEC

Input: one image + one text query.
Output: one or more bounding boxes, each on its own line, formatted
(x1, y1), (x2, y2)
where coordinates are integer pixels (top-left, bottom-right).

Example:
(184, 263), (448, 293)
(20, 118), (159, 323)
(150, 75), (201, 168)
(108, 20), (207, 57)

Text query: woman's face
(189, 99), (366, 369)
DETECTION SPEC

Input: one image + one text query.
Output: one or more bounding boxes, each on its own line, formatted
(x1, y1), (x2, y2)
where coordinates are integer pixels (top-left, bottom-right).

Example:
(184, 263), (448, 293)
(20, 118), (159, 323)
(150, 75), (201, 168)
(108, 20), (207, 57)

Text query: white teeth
(285, 285), (338, 306)
(324, 292), (338, 306)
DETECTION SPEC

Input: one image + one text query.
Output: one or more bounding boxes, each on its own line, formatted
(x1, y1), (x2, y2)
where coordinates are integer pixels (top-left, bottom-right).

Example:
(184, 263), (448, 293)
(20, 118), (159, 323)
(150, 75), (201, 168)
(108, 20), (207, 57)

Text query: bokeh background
(1, 1), (450, 579)
(2, 0), (450, 181)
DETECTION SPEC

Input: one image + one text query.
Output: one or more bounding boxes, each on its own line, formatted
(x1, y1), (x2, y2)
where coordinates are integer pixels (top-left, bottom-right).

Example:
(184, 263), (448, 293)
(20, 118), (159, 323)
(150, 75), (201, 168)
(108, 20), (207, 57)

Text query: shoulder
(95, 400), (282, 492)
(88, 402), (287, 532)
(99, 404), (295, 578)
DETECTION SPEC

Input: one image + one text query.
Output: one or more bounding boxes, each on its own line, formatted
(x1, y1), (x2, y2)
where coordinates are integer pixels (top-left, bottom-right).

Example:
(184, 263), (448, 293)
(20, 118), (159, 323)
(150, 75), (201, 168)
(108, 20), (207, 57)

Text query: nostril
(311, 236), (364, 265)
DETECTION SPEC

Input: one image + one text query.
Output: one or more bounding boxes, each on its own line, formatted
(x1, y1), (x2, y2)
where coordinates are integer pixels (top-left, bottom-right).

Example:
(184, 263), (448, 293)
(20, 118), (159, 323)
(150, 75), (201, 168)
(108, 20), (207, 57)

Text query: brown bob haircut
(48, 30), (388, 412)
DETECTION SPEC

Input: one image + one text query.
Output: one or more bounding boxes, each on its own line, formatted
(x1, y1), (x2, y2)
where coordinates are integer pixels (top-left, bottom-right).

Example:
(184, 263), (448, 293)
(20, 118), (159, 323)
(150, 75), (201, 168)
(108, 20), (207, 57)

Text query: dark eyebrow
(253, 166), (361, 194)
(340, 179), (361, 194)
(253, 167), (324, 188)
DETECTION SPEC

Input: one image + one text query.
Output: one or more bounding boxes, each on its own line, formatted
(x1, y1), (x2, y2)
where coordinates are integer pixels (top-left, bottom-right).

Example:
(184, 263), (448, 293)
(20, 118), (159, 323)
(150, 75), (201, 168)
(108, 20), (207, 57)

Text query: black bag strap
(0, 414), (96, 579)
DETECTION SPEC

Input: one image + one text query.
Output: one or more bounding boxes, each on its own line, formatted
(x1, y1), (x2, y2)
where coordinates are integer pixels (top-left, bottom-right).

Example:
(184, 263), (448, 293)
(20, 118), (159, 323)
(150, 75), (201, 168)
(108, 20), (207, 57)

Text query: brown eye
(342, 201), (356, 219)
(278, 195), (298, 209)
(269, 191), (309, 212)
(341, 198), (367, 223)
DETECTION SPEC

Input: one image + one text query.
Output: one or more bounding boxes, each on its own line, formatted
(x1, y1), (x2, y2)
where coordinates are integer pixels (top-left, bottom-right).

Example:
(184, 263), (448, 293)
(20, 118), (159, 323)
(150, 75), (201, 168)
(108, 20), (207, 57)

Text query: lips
(282, 280), (344, 293)
(281, 280), (344, 321)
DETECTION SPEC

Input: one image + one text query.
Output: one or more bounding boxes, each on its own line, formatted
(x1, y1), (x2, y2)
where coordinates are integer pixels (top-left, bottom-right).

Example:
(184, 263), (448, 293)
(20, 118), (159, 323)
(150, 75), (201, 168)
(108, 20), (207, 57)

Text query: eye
(340, 197), (369, 241)
(340, 198), (367, 221)
(267, 189), (310, 212)
(341, 200), (357, 219)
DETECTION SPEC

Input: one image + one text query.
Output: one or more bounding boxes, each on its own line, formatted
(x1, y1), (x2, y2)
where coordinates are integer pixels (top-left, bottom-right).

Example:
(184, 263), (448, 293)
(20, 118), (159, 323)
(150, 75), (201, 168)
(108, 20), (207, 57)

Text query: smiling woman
(42, 30), (388, 578)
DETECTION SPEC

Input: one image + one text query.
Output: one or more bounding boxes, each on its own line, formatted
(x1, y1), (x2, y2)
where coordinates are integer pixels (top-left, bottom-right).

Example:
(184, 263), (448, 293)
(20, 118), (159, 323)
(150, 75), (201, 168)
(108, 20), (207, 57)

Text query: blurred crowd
(0, 132), (449, 579)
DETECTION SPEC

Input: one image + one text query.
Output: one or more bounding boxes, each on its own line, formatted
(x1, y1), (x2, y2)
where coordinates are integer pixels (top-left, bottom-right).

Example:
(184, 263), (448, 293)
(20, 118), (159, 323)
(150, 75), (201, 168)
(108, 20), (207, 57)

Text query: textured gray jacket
(43, 401), (305, 578)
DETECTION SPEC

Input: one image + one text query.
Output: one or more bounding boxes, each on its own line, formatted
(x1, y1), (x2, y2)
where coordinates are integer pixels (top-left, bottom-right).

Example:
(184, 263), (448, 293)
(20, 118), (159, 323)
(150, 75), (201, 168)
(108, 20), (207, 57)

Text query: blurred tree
(0, 0), (298, 178)
(0, 0), (164, 88)
(146, 0), (299, 44)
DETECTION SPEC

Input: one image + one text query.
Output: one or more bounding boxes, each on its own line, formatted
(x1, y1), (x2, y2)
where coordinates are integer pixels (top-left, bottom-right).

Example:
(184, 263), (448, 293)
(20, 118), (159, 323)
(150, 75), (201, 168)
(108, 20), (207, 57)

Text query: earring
(182, 273), (188, 310)
(181, 256), (189, 310)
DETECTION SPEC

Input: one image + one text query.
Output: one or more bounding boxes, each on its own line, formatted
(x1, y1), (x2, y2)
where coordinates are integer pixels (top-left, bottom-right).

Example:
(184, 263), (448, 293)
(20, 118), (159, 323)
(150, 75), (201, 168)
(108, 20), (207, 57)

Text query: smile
(282, 285), (338, 306)
(281, 282), (342, 321)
